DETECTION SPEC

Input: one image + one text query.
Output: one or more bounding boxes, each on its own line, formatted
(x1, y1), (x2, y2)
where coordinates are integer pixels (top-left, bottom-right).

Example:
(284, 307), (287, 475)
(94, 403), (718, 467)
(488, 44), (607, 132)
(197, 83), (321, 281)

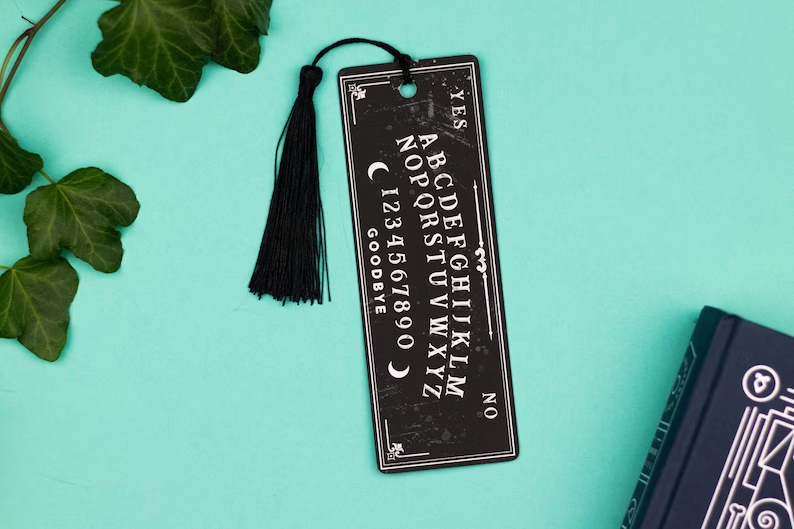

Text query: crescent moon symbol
(388, 361), (410, 379)
(367, 161), (389, 180)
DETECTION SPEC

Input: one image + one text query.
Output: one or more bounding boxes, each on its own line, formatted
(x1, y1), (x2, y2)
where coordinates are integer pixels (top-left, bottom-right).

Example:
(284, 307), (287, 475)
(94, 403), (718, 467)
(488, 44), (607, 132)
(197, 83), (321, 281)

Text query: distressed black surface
(338, 55), (518, 473)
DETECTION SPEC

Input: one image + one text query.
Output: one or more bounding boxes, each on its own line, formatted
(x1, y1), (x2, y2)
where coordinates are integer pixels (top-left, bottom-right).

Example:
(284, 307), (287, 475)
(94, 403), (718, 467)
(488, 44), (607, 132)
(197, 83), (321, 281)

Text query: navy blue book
(621, 307), (794, 529)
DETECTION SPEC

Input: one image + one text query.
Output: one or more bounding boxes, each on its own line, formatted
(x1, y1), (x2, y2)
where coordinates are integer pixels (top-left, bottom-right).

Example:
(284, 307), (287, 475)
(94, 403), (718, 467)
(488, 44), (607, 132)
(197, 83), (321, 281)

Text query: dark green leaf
(211, 0), (272, 73)
(91, 0), (217, 102)
(0, 256), (78, 361)
(0, 129), (43, 194)
(24, 167), (140, 273)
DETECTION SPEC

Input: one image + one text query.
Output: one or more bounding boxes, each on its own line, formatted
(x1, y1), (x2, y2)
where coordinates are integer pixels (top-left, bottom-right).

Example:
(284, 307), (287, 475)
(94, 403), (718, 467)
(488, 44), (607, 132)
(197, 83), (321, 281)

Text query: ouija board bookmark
(339, 55), (519, 472)
(247, 38), (518, 473)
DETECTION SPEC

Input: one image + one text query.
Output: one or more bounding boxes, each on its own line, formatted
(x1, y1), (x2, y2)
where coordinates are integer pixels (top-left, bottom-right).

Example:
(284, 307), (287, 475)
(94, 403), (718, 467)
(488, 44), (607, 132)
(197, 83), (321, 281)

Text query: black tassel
(249, 65), (329, 304)
(249, 39), (412, 305)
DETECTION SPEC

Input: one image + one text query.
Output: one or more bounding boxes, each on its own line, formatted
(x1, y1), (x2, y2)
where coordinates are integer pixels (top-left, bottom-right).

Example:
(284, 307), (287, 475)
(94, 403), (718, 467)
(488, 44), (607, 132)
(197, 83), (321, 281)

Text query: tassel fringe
(249, 66), (329, 304)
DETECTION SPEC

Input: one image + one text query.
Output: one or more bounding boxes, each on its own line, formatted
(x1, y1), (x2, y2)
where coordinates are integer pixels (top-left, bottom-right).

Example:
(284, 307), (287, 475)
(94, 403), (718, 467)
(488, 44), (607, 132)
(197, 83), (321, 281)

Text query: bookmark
(249, 39), (518, 472)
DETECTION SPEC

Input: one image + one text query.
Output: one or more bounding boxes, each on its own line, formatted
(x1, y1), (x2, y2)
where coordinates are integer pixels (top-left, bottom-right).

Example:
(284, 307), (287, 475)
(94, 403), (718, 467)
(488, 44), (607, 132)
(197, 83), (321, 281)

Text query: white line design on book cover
(621, 342), (698, 529)
(702, 365), (794, 529)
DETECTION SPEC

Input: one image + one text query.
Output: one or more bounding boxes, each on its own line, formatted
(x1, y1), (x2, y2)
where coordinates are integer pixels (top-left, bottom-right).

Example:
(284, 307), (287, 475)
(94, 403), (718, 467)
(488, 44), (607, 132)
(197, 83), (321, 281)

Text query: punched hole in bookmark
(399, 82), (417, 98)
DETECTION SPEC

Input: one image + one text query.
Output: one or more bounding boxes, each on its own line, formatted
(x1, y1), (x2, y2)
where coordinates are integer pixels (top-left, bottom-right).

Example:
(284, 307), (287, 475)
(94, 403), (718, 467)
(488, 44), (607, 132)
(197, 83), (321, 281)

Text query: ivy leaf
(211, 0), (273, 73)
(91, 0), (218, 102)
(0, 129), (44, 195)
(0, 256), (78, 361)
(92, 0), (273, 101)
(24, 168), (140, 273)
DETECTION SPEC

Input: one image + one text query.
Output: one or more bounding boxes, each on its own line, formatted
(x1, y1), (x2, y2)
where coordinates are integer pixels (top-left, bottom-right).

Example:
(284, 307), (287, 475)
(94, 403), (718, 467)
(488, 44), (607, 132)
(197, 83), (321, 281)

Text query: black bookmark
(250, 40), (518, 473)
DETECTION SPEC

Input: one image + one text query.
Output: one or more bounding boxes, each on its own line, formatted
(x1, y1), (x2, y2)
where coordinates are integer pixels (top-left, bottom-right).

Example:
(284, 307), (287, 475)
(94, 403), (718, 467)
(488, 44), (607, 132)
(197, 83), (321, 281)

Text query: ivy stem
(0, 35), (28, 125)
(39, 168), (55, 184)
(0, 0), (69, 133)
(0, 36), (27, 134)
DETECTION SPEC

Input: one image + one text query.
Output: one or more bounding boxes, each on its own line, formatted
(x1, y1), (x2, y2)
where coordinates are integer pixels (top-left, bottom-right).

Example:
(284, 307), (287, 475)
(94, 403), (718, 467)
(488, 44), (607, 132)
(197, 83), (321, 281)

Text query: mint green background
(1, 1), (793, 527)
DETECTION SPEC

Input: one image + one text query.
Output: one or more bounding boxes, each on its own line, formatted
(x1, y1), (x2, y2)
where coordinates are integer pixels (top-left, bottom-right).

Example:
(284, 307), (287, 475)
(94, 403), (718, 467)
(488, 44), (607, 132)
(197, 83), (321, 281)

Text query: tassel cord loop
(312, 38), (413, 84)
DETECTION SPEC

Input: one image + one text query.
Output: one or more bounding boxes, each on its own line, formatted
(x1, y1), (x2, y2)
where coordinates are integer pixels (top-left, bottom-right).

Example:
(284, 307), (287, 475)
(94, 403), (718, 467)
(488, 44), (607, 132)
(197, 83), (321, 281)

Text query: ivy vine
(0, 0), (273, 361)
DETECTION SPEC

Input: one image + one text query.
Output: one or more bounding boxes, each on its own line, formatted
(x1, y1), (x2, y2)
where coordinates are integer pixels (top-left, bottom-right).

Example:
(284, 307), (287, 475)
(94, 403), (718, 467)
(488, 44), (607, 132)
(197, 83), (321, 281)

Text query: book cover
(622, 307), (794, 529)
